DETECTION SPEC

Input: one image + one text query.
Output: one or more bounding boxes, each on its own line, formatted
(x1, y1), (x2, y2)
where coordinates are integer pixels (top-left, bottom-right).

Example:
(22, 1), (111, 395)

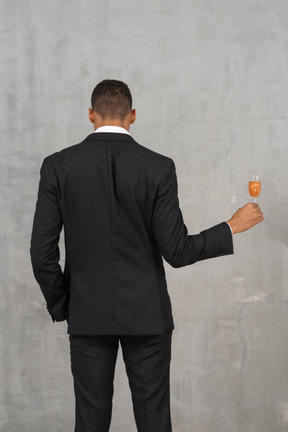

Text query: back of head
(91, 79), (133, 120)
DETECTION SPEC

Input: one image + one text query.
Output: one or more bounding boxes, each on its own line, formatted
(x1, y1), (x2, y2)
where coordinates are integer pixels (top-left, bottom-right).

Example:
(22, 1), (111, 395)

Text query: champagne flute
(248, 175), (261, 203)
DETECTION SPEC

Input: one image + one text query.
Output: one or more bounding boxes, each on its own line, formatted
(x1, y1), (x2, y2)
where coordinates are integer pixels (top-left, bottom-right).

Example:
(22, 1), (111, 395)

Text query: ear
(130, 109), (136, 125)
(88, 108), (95, 124)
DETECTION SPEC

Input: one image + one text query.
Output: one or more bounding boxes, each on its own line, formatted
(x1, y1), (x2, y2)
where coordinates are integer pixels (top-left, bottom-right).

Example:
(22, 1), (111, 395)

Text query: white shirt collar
(94, 126), (130, 135)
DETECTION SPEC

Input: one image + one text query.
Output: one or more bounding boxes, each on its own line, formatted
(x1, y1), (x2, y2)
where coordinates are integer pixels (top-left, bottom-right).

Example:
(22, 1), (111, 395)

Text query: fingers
(252, 203), (264, 218)
(246, 203), (263, 217)
(248, 203), (264, 222)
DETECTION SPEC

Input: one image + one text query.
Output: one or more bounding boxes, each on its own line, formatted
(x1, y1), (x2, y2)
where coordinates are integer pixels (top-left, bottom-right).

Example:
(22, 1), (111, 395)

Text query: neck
(89, 109), (136, 132)
(95, 119), (129, 131)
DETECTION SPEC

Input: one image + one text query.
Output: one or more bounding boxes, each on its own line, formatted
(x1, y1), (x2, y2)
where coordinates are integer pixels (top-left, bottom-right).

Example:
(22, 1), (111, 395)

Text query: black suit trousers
(69, 332), (172, 432)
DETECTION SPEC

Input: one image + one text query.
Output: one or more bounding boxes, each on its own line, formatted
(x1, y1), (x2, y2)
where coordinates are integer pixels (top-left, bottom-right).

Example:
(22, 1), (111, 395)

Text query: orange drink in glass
(249, 175), (261, 203)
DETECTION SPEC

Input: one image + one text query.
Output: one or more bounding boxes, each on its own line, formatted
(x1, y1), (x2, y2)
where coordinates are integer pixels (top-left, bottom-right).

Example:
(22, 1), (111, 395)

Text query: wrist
(227, 219), (237, 235)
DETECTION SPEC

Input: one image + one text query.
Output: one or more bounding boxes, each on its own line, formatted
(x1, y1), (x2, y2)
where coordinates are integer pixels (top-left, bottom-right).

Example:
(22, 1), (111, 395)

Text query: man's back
(48, 132), (176, 334)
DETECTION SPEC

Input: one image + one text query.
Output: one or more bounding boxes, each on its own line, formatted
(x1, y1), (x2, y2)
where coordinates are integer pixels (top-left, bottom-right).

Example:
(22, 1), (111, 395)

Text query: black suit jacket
(30, 132), (233, 335)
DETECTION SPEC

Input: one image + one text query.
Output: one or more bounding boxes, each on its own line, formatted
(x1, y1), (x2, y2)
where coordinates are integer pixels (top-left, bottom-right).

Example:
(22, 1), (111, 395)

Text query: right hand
(227, 203), (264, 234)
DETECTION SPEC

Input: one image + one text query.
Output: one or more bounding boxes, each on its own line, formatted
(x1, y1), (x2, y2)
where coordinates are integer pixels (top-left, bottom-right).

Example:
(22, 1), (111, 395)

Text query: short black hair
(91, 79), (133, 120)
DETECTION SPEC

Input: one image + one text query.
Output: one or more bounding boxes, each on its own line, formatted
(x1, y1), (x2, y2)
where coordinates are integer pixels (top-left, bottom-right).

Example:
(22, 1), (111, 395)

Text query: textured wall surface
(1, 0), (288, 431)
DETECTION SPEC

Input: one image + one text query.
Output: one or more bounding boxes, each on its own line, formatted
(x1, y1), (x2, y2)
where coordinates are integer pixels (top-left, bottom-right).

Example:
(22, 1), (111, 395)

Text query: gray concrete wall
(1, 0), (288, 431)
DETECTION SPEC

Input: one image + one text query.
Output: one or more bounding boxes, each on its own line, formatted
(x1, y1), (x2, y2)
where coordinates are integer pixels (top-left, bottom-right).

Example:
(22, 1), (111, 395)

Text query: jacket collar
(84, 132), (136, 143)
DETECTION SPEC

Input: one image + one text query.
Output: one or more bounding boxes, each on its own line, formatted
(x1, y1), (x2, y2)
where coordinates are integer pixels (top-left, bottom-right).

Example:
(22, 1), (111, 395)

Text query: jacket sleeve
(30, 157), (68, 322)
(151, 159), (233, 268)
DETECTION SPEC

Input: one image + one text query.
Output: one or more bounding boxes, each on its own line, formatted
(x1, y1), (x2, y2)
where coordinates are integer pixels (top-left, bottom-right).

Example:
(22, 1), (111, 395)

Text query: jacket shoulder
(132, 140), (175, 172)
(43, 140), (86, 162)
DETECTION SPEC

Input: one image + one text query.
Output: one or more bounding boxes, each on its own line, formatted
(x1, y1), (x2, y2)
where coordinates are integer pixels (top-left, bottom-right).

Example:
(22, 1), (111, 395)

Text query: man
(30, 79), (264, 432)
